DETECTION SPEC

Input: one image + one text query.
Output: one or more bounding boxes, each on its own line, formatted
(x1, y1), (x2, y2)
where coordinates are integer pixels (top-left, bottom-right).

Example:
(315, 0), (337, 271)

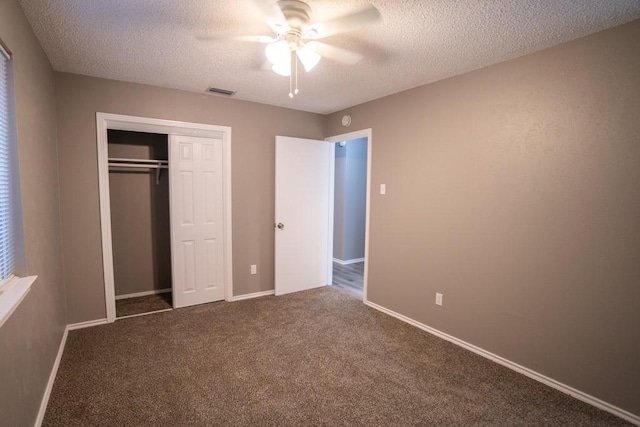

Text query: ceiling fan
(200, 0), (381, 98)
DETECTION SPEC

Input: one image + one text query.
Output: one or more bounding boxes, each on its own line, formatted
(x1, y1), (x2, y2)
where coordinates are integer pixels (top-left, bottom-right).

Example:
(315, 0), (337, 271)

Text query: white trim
(96, 113), (233, 322)
(67, 318), (109, 331)
(35, 327), (68, 427)
(333, 257), (365, 265)
(223, 128), (234, 303)
(0, 275), (36, 329)
(327, 143), (336, 286)
(96, 114), (116, 322)
(364, 300), (640, 425)
(0, 40), (10, 60)
(325, 129), (372, 303)
(114, 288), (171, 300)
(229, 290), (275, 302)
(36, 317), (107, 425)
(97, 113), (230, 138)
(116, 308), (173, 320)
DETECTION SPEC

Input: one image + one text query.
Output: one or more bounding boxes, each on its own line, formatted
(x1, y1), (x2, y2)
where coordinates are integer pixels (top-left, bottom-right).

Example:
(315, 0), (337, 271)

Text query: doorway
(97, 113), (233, 323)
(272, 129), (371, 301)
(326, 129), (372, 302)
(331, 136), (368, 297)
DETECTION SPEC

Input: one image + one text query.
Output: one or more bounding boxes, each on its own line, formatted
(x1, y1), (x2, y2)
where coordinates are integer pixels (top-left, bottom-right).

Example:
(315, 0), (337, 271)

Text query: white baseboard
(229, 290), (275, 302)
(364, 300), (640, 425)
(36, 317), (108, 425)
(114, 288), (171, 300)
(116, 308), (173, 320)
(333, 257), (365, 265)
(67, 318), (109, 330)
(35, 327), (68, 427)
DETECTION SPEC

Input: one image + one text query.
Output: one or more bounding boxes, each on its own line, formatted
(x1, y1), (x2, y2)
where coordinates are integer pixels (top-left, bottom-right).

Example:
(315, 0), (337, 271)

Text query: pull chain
(294, 52), (299, 95)
(288, 50), (294, 98)
(288, 51), (300, 98)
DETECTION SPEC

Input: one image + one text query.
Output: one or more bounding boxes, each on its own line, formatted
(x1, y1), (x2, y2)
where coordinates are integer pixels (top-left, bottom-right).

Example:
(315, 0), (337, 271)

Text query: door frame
(325, 128), (372, 302)
(96, 112), (233, 322)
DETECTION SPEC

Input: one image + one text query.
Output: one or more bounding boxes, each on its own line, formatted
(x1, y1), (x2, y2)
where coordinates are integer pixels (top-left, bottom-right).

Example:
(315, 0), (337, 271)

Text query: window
(0, 40), (15, 286)
(0, 39), (35, 328)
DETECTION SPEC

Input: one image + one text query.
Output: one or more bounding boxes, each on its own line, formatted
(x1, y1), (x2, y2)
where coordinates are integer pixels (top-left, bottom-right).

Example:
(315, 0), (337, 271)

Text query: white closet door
(169, 135), (225, 308)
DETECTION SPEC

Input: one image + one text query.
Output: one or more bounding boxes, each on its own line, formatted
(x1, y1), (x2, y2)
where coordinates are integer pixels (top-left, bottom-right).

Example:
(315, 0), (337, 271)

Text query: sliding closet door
(169, 135), (225, 308)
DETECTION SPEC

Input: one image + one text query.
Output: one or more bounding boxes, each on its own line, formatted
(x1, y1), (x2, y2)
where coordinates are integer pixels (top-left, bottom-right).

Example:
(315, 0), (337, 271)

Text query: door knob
(277, 222), (285, 230)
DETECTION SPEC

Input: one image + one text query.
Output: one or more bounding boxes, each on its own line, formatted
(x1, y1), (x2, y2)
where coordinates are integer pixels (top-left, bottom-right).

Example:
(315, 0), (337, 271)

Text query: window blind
(0, 46), (15, 284)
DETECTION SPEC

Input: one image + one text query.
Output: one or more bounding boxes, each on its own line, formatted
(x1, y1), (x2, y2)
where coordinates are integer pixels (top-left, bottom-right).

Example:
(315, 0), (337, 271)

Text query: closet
(97, 113), (231, 323)
(108, 130), (172, 318)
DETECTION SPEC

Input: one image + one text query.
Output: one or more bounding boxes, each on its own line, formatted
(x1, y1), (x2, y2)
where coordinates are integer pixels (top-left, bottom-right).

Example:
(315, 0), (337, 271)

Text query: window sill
(0, 275), (37, 329)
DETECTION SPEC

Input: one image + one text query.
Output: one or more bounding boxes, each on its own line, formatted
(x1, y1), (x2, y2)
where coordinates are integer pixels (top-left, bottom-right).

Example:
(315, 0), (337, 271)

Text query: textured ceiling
(18, 0), (640, 114)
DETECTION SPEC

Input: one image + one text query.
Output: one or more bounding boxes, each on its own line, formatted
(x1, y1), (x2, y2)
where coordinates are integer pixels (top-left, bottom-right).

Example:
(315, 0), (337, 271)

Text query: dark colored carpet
(115, 292), (172, 318)
(44, 287), (629, 426)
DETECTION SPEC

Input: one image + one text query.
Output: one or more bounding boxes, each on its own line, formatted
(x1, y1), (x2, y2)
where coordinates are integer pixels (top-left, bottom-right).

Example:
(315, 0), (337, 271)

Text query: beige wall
(326, 20), (640, 416)
(56, 73), (325, 323)
(0, 1), (66, 425)
(108, 130), (171, 297)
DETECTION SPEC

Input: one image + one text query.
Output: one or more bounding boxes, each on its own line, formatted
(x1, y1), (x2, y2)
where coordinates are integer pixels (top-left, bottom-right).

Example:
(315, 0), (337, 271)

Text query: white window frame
(0, 39), (36, 329)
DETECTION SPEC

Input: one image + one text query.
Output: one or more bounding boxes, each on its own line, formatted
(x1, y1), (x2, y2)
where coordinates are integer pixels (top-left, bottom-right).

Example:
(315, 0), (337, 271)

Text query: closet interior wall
(107, 130), (172, 298)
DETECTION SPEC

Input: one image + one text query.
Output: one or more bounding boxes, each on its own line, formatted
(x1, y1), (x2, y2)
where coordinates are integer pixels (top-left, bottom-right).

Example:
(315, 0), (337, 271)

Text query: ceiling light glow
(265, 40), (290, 66)
(265, 36), (322, 97)
(297, 46), (320, 72)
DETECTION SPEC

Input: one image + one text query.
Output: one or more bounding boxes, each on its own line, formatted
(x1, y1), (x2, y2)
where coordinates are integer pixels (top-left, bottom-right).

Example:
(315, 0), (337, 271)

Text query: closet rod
(108, 157), (168, 165)
(107, 158), (168, 186)
(108, 163), (168, 169)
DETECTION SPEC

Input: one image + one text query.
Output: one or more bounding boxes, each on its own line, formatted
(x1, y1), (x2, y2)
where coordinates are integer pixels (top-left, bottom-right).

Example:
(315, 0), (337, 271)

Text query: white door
(169, 135), (225, 308)
(275, 136), (334, 296)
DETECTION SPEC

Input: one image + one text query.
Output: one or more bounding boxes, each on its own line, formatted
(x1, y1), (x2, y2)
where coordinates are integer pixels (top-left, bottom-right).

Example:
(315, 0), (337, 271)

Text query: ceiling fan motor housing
(283, 30), (304, 50)
(278, 0), (312, 29)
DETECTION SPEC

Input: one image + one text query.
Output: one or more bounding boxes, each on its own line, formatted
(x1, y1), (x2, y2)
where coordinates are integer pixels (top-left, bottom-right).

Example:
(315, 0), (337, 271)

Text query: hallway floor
(332, 261), (364, 296)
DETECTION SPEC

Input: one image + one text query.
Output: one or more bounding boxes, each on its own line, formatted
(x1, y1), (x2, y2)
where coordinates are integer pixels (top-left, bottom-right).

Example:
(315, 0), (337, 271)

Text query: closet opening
(108, 130), (173, 318)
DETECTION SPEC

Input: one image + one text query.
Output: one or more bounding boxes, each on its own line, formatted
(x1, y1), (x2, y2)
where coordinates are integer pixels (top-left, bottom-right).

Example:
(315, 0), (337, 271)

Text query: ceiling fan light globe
(265, 40), (290, 65)
(272, 62), (291, 77)
(297, 46), (321, 72)
(303, 28), (319, 39)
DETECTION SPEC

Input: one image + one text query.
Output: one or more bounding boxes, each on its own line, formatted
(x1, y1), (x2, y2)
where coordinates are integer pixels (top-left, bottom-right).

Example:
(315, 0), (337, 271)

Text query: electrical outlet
(251, 264), (257, 275)
(435, 292), (443, 306)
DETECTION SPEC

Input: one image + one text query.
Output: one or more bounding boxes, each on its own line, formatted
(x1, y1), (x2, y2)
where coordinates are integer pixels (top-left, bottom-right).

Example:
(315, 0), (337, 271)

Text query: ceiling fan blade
(306, 41), (363, 65)
(250, 0), (288, 34)
(308, 5), (381, 39)
(196, 34), (277, 44)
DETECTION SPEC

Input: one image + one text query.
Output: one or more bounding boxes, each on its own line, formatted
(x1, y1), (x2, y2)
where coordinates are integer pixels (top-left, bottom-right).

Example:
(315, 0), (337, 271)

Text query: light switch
(251, 265), (257, 275)
(380, 184), (386, 195)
